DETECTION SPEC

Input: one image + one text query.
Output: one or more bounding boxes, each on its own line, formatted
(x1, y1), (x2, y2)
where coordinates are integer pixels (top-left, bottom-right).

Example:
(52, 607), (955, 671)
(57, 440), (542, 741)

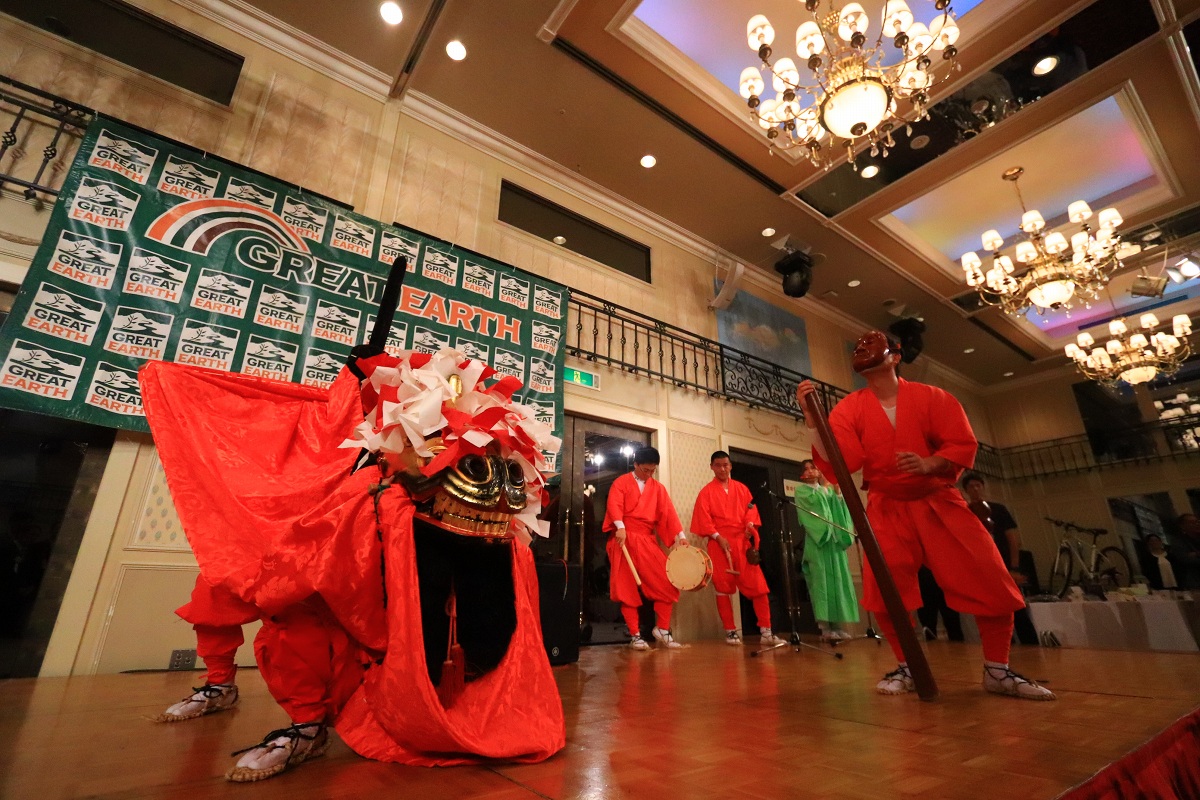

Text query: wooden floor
(2, 639), (1199, 800)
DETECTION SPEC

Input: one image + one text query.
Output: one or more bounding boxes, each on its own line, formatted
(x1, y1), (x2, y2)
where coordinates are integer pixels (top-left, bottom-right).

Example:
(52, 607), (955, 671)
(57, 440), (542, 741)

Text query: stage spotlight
(774, 249), (814, 298)
(887, 317), (927, 364)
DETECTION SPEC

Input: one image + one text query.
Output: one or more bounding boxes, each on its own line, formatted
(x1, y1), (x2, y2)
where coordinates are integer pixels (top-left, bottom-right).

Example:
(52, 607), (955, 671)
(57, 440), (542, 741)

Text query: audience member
(1170, 514), (1200, 590)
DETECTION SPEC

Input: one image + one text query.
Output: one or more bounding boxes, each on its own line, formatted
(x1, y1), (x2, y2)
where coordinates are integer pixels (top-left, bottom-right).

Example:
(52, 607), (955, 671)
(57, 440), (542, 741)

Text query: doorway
(728, 448), (817, 637)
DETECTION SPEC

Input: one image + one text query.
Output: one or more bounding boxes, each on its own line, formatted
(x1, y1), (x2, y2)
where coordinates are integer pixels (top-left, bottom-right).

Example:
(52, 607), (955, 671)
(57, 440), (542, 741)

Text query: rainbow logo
(145, 199), (310, 255)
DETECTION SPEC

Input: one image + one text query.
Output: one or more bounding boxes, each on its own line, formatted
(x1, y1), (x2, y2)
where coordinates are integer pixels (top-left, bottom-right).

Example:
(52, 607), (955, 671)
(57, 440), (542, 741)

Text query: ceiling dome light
(761, 227), (776, 237)
(1032, 55), (1059, 76)
(379, 2), (403, 25)
(640, 155), (656, 168)
(446, 40), (467, 61)
(860, 164), (880, 179)
(552, 235), (566, 245)
(847, 279), (860, 287)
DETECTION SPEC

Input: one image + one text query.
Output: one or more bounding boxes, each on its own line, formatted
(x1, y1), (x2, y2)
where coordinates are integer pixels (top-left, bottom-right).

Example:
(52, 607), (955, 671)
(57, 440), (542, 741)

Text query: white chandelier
(740, 1), (961, 165)
(960, 167), (1124, 316)
(1065, 314), (1192, 386)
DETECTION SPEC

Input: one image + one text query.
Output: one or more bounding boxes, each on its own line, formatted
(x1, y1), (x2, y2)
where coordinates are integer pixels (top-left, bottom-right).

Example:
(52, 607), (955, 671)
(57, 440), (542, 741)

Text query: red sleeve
(655, 482), (684, 538)
(928, 387), (978, 475)
(602, 475), (630, 533)
(741, 483), (762, 529)
(812, 394), (865, 483)
(689, 483), (716, 536)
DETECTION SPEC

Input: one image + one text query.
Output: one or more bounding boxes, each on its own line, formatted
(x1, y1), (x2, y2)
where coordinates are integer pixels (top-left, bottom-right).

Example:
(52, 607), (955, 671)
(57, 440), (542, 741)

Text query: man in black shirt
(962, 474), (1039, 645)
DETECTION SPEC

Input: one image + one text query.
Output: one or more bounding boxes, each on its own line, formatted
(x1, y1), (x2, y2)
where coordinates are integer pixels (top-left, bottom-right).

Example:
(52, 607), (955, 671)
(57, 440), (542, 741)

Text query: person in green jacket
(794, 459), (860, 641)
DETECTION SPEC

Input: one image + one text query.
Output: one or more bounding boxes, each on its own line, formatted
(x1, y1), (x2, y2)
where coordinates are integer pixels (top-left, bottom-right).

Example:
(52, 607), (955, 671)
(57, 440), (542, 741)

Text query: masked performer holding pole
(690, 450), (784, 645)
(141, 259), (565, 781)
(796, 331), (1053, 700)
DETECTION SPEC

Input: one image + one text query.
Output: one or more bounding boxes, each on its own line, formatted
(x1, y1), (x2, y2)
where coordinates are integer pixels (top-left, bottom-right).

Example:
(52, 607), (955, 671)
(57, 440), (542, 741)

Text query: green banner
(0, 117), (567, 466)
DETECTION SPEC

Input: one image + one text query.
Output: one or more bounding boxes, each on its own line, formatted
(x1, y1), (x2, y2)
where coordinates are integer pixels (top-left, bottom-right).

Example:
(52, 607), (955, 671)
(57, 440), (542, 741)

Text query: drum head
(666, 544), (713, 592)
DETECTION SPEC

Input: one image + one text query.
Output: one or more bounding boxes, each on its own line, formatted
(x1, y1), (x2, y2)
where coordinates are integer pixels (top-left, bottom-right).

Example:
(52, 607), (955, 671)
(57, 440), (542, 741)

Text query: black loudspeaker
(535, 562), (581, 665)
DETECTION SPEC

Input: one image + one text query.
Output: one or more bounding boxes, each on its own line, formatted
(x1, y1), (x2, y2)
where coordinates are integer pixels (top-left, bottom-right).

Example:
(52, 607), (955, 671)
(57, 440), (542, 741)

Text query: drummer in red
(796, 331), (1054, 700)
(603, 447), (686, 650)
(690, 451), (783, 646)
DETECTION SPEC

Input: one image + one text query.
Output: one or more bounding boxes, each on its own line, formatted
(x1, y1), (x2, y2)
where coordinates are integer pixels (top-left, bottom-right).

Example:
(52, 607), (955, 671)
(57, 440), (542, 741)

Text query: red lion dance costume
(140, 348), (565, 780)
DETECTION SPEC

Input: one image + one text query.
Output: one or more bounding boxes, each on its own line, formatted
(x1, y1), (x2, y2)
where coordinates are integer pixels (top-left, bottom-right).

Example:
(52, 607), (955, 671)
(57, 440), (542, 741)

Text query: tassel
(436, 592), (466, 709)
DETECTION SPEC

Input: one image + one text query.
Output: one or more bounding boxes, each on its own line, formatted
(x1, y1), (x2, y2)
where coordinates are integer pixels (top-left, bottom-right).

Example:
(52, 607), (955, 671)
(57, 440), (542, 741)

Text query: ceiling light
(860, 164), (880, 179)
(1066, 315), (1193, 386)
(910, 134), (931, 150)
(379, 2), (403, 25)
(552, 235), (566, 245)
(960, 166), (1123, 317)
(847, 279), (860, 287)
(761, 227), (776, 237)
(963, 348), (975, 354)
(446, 40), (467, 61)
(1180, 258), (1200, 279)
(1032, 55), (1059, 76)
(739, 3), (962, 165)
(1003, 371), (1014, 377)
(640, 154), (656, 168)
(593, 454), (605, 466)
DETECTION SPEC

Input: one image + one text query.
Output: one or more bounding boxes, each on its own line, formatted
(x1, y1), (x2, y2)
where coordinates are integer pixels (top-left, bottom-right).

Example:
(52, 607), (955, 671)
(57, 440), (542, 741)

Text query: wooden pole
(801, 392), (939, 701)
(620, 541), (642, 586)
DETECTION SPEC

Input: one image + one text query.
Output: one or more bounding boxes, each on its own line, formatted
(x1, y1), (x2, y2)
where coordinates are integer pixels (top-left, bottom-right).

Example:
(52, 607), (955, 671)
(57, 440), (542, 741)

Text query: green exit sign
(564, 366), (600, 390)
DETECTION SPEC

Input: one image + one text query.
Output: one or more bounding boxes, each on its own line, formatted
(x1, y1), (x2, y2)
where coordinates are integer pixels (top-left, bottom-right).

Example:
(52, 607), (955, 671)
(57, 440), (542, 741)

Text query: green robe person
(794, 473), (860, 634)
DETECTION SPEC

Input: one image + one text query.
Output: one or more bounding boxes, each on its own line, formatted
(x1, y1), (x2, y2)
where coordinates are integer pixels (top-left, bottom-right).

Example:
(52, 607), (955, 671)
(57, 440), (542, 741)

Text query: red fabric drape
(1061, 707), (1200, 800)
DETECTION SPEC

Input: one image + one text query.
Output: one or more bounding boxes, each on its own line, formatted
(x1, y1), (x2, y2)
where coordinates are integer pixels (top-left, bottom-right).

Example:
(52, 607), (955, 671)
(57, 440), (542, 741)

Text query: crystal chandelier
(1065, 314), (1192, 386)
(739, 1), (961, 166)
(960, 167), (1124, 316)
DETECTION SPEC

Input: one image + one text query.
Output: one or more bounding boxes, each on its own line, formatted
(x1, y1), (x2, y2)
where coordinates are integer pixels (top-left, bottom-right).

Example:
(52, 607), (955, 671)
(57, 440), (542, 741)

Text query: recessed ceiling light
(847, 279), (860, 287)
(640, 155), (656, 168)
(910, 134), (930, 150)
(379, 1), (403, 25)
(761, 227), (776, 237)
(1003, 371), (1014, 377)
(1032, 55), (1059, 76)
(860, 165), (879, 179)
(446, 40), (467, 61)
(552, 235), (566, 245)
(963, 348), (975, 354)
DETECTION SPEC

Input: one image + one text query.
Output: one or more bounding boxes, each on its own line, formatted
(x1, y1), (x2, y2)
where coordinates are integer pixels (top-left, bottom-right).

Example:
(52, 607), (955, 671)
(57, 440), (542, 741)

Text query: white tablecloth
(1027, 598), (1200, 652)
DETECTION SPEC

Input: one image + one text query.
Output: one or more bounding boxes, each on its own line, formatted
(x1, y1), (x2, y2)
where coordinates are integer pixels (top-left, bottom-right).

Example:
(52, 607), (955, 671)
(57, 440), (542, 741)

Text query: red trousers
(177, 576), (258, 686)
(707, 534), (771, 631)
(607, 528), (679, 632)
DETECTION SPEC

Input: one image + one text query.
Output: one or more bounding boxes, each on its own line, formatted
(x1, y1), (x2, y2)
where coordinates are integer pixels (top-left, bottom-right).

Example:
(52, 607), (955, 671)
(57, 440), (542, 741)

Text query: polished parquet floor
(2, 638), (1199, 800)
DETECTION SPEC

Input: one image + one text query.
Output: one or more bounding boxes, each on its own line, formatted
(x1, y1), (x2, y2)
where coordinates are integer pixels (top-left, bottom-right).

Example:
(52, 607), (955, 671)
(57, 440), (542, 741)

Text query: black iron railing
(566, 289), (846, 421)
(0, 77), (93, 199)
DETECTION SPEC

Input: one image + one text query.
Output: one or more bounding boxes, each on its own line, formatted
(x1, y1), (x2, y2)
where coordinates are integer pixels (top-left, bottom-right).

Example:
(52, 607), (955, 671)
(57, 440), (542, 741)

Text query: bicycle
(1043, 517), (1133, 598)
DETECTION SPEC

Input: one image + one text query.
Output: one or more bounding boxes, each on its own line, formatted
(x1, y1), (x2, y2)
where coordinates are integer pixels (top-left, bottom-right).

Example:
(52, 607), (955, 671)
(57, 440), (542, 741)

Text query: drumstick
(620, 541), (642, 587)
(801, 390), (938, 702)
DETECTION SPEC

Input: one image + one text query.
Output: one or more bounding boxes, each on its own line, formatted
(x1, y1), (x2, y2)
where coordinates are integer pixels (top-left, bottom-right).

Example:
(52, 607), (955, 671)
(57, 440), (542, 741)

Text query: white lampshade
(837, 3), (868, 41)
(1071, 231), (1090, 253)
(757, 98), (779, 129)
(1043, 232), (1068, 254)
(966, 268), (984, 287)
(997, 255), (1015, 274)
(1140, 313), (1160, 329)
(1180, 259), (1200, 278)
(929, 15), (959, 49)
(1110, 318), (1128, 337)
(1015, 241), (1038, 263)
(883, 1), (913, 37)
(982, 229), (1004, 251)
(1068, 201), (1093, 223)
(1095, 227), (1114, 244)
(1077, 332), (1095, 348)
(748, 15), (775, 49)
(1027, 279), (1074, 308)
(1065, 343), (1081, 359)
(1173, 315), (1193, 336)
(1098, 208), (1123, 229)
(1107, 339), (1123, 355)
(961, 252), (982, 271)
(1021, 210), (1045, 233)
(771, 58), (799, 92)
(796, 21), (824, 57)
(794, 107), (825, 141)
(739, 67), (764, 99)
(895, 66), (931, 96)
(819, 75), (889, 139)
(1129, 333), (1150, 350)
(904, 22), (932, 55)
(1094, 348), (1112, 367)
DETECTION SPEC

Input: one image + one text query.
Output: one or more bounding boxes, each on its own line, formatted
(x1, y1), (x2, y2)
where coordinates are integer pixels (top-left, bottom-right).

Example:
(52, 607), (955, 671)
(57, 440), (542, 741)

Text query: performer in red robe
(796, 331), (1054, 700)
(602, 446), (686, 649)
(689, 451), (782, 646)
(140, 348), (566, 780)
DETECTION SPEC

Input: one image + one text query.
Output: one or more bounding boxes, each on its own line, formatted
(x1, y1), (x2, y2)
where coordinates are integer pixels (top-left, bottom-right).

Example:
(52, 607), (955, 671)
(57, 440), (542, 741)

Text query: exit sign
(564, 366), (600, 390)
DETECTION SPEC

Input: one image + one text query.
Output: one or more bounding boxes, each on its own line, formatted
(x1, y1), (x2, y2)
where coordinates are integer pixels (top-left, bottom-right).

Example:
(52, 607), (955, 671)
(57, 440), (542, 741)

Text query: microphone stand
(751, 485), (842, 660)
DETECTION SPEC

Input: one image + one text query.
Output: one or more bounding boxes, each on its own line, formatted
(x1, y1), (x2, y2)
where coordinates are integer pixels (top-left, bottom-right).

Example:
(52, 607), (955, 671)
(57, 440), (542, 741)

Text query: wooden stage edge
(2, 639), (1198, 800)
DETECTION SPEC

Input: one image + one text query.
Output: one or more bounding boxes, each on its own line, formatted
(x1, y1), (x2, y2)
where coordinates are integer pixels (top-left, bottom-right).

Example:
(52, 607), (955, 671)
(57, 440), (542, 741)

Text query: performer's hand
(796, 381), (819, 429)
(715, 534), (732, 556)
(615, 527), (627, 545)
(895, 451), (930, 474)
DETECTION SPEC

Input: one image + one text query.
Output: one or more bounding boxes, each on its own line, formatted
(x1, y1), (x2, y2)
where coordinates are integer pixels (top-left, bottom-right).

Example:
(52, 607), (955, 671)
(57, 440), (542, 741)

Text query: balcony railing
(0, 77), (93, 199)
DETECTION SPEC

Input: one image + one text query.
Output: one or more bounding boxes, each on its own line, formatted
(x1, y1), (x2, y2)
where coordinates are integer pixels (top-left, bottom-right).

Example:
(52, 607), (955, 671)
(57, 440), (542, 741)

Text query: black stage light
(888, 317), (926, 364)
(775, 250), (814, 298)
